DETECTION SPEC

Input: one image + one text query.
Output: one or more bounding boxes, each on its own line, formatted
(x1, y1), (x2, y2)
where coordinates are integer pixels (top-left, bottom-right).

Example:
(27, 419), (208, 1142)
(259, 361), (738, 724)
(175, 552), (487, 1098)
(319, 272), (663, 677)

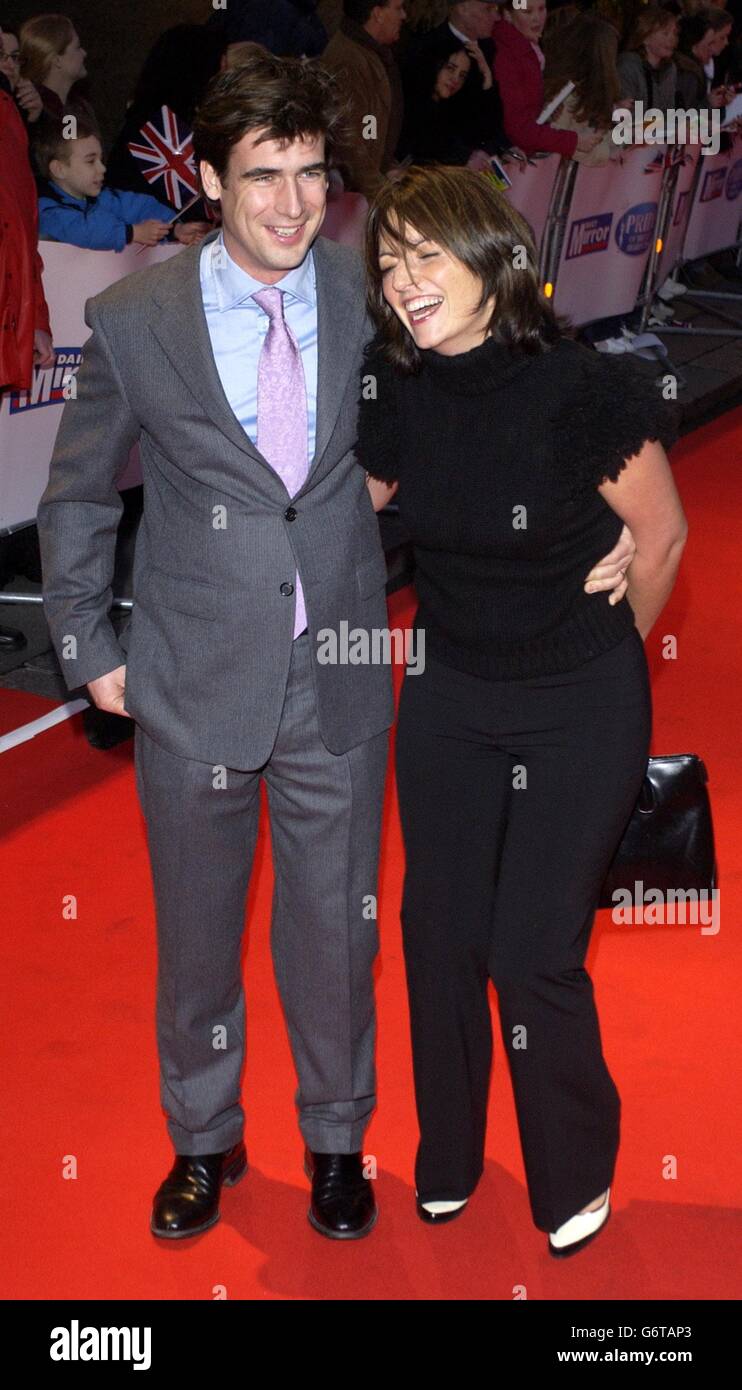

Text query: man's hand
(87, 664), (131, 718)
(584, 523), (636, 606)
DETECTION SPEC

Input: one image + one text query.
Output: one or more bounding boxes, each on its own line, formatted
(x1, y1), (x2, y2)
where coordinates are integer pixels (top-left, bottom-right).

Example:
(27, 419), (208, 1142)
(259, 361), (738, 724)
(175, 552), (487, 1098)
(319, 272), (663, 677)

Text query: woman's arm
(597, 439), (688, 639)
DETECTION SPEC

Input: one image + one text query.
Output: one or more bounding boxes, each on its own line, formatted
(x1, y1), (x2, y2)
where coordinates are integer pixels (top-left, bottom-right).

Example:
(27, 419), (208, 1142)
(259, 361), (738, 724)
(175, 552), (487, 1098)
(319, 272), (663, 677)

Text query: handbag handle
(636, 778), (655, 815)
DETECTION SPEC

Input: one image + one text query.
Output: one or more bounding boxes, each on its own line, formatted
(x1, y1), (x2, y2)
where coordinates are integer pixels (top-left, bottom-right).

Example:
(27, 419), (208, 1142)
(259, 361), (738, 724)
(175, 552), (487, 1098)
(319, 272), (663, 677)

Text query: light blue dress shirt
(199, 229), (318, 463)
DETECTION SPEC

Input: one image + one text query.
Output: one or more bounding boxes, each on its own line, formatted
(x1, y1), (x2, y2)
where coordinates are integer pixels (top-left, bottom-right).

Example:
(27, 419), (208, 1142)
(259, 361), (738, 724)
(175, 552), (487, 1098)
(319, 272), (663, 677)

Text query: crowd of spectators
(2, 0), (742, 395)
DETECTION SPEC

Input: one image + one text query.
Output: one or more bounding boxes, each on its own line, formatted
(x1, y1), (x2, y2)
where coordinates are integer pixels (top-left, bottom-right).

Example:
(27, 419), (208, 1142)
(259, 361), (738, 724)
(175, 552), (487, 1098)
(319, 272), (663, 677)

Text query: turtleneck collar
(418, 332), (554, 396)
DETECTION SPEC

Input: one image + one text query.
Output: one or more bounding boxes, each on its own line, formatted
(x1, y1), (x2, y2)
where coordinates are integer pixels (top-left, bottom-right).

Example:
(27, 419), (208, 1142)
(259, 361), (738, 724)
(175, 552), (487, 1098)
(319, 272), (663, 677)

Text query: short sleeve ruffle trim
(553, 349), (681, 496)
(355, 340), (402, 483)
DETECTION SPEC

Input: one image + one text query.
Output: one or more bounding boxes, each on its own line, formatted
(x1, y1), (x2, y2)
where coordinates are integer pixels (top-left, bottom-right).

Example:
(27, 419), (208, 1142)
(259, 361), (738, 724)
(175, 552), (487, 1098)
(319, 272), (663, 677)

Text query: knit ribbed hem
(416, 599), (636, 681)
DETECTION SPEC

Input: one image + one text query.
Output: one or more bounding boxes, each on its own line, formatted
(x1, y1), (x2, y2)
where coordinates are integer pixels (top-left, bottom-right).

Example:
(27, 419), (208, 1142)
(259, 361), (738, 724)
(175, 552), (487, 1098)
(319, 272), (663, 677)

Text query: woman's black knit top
(356, 332), (681, 680)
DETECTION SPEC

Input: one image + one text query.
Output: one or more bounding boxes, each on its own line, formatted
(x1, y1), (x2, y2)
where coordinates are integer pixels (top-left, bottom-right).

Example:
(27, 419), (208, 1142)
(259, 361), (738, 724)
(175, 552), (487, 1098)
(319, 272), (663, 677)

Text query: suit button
(280, 582), (294, 596)
(285, 506), (297, 521)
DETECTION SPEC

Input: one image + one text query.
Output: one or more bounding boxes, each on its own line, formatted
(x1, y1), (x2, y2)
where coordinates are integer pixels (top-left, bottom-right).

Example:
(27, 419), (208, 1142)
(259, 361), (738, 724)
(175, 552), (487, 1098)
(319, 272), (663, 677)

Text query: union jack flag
(128, 104), (198, 209)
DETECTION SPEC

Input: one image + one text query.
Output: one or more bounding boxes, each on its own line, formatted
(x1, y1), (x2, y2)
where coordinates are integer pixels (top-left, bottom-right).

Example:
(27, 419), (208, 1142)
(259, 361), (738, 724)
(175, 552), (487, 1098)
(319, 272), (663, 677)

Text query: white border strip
(0, 698), (89, 753)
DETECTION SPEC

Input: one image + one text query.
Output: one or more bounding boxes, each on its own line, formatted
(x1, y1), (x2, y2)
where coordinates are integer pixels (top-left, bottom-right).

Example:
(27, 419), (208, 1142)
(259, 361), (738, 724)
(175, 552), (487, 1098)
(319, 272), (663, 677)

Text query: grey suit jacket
(36, 230), (395, 769)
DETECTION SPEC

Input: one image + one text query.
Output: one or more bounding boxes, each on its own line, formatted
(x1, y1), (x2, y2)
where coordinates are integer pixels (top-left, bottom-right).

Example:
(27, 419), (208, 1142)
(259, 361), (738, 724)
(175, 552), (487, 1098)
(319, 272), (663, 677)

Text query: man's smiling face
(200, 127), (329, 283)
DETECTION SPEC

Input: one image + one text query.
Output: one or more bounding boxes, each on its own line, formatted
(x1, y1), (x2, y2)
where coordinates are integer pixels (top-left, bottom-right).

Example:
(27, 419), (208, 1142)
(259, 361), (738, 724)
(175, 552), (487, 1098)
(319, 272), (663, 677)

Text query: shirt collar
(448, 22), (470, 44)
(206, 228), (317, 312)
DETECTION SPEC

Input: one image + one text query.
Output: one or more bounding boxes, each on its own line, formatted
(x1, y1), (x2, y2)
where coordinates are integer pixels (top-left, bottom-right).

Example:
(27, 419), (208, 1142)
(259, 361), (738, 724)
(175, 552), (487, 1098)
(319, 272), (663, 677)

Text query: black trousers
(394, 626), (652, 1232)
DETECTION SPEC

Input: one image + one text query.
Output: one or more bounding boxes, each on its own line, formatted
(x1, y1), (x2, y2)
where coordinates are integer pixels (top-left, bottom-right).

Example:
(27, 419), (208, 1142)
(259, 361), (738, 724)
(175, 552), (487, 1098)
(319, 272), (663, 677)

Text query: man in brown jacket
(321, 0), (406, 198)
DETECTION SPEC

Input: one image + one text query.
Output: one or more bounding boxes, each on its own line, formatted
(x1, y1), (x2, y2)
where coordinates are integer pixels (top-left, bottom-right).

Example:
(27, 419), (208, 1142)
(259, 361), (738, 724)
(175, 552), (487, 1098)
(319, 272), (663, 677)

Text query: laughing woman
(358, 165), (686, 1257)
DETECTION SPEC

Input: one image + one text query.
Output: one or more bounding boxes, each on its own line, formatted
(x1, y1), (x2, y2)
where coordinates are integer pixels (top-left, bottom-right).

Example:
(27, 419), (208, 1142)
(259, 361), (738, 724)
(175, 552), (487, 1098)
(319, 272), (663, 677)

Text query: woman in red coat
(493, 0), (602, 158)
(0, 54), (54, 393)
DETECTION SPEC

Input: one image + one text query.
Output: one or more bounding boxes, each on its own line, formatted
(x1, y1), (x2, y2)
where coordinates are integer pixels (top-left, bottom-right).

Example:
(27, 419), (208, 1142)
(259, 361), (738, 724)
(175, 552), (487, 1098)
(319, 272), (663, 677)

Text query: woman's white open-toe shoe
(548, 1187), (611, 1258)
(415, 1192), (469, 1224)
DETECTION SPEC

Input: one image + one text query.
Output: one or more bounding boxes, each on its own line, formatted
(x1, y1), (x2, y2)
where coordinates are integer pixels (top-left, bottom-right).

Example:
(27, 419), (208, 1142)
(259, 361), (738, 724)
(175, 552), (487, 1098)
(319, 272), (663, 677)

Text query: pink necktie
(253, 286), (309, 638)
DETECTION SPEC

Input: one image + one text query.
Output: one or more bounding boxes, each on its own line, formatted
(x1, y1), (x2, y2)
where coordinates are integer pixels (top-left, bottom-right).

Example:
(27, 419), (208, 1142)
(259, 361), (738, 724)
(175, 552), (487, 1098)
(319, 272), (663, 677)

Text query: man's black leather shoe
(0, 624), (26, 650)
(304, 1148), (377, 1240)
(151, 1140), (247, 1239)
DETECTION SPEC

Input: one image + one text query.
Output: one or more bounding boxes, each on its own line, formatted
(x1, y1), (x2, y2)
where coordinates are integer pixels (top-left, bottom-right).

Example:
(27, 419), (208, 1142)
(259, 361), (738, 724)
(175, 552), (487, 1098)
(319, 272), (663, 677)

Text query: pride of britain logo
(7, 348), (82, 414)
(615, 202), (657, 256)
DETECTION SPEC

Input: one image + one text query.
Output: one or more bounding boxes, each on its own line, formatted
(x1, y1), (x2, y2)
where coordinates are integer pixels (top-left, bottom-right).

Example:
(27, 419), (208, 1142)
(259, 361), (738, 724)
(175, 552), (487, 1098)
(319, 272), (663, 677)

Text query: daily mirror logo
(8, 348), (83, 414)
(565, 213), (613, 259)
(50, 1320), (151, 1371)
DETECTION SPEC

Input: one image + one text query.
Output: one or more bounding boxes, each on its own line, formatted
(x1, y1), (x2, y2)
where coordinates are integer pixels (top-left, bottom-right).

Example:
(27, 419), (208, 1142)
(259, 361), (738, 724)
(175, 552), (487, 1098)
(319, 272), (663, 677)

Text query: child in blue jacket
(35, 114), (210, 250)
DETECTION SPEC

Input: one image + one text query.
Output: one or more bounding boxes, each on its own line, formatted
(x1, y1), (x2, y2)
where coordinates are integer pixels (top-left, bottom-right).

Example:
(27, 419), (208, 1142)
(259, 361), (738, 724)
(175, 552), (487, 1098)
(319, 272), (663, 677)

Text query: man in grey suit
(37, 51), (396, 1241)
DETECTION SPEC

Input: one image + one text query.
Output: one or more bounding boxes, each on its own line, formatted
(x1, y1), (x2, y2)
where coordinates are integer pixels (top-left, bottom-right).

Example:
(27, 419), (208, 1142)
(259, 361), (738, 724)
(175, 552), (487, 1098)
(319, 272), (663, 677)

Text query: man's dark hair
(678, 10), (715, 54)
(32, 110), (101, 181)
(192, 48), (346, 184)
(343, 1), (386, 25)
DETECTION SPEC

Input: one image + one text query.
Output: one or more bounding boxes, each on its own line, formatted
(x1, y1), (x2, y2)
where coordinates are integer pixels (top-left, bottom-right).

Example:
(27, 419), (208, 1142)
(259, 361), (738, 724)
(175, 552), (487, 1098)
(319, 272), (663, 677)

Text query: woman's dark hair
(364, 164), (571, 373)
(404, 42), (471, 109)
(431, 45), (471, 93)
(192, 49), (346, 184)
(128, 24), (228, 126)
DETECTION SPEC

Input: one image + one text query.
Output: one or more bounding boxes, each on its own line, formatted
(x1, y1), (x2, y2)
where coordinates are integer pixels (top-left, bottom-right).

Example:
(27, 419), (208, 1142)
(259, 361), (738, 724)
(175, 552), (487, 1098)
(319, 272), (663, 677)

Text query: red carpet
(2, 409), (740, 1300)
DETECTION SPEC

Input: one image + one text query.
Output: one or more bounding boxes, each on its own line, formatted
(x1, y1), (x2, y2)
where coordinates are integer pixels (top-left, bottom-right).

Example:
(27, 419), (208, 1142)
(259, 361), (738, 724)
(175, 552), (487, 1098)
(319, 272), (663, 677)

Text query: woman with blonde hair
(616, 2), (680, 114)
(358, 164), (687, 1256)
(19, 13), (87, 117)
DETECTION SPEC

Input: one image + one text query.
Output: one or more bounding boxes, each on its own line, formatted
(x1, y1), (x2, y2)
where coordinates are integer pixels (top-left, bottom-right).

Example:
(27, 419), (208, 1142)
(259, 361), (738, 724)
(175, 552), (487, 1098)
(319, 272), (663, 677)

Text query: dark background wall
(5, 0), (213, 145)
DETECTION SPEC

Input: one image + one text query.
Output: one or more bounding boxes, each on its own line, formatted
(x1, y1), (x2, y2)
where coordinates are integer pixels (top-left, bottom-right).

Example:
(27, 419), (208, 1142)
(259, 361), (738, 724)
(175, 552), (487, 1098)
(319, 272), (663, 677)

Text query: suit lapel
(148, 229), (367, 487)
(300, 234), (368, 493)
(148, 230), (272, 469)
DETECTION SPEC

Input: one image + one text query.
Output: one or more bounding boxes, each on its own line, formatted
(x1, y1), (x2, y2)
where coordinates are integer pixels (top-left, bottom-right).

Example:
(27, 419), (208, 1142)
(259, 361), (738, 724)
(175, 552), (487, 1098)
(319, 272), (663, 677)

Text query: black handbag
(598, 754), (717, 909)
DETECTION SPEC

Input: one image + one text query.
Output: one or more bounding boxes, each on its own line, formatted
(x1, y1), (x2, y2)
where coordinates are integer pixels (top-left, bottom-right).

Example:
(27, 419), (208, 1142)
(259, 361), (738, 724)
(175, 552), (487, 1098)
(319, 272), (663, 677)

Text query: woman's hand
(33, 330), (55, 369)
(583, 523), (636, 605)
(576, 130), (603, 154)
(15, 78), (43, 122)
(366, 474), (398, 512)
(464, 40), (493, 91)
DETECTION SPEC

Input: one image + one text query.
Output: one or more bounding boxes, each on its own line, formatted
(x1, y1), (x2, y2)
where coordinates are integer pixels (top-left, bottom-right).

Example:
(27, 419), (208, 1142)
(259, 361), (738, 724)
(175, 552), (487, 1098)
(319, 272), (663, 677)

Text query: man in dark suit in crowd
(207, 0), (328, 57)
(401, 0), (509, 156)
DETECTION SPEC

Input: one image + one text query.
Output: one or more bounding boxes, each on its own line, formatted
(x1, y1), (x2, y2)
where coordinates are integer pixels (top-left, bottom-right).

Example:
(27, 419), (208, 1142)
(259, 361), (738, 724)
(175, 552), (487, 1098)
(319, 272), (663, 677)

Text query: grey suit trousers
(133, 633), (389, 1155)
